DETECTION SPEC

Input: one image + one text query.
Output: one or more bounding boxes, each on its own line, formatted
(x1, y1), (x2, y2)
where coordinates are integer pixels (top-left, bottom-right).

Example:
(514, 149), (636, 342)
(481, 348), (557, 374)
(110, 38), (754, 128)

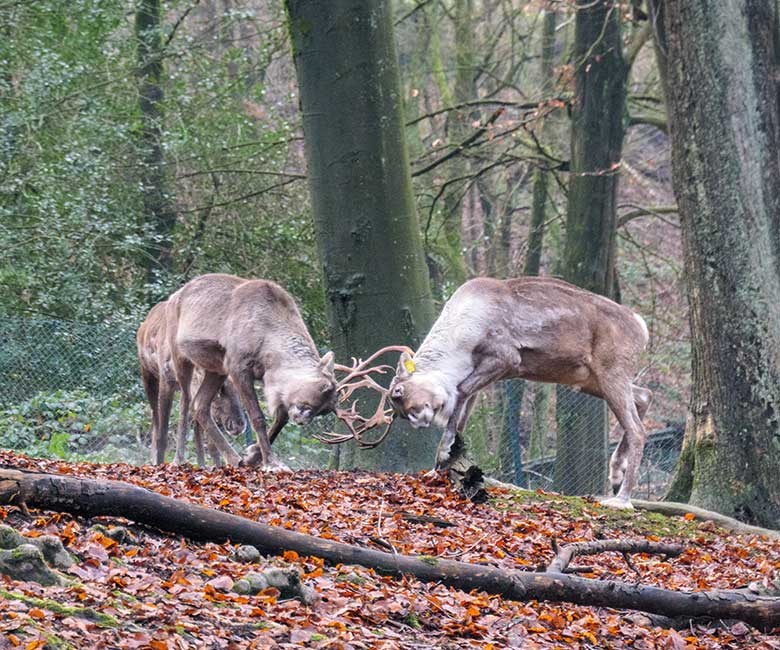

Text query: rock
(0, 544), (61, 586)
(206, 575), (234, 592)
(0, 525), (73, 570)
(34, 535), (73, 569)
(244, 572), (269, 594)
(232, 579), (253, 595)
(299, 585), (320, 606)
(233, 545), (261, 564)
(263, 567), (318, 605)
(90, 524), (133, 545)
(336, 571), (367, 585)
(105, 526), (133, 545)
(232, 567), (317, 604)
(0, 525), (25, 549)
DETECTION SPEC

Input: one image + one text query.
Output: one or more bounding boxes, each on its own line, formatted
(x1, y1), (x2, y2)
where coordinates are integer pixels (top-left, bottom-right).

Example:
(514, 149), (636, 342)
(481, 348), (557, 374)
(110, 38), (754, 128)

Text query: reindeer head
(388, 351), (453, 428)
(211, 383), (246, 436)
(274, 351), (338, 425)
(312, 346), (415, 448)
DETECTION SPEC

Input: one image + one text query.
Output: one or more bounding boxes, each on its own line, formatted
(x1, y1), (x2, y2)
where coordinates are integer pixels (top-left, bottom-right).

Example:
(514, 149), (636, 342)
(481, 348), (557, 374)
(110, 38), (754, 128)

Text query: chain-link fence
(470, 381), (685, 501)
(0, 317), (684, 499)
(0, 316), (335, 468)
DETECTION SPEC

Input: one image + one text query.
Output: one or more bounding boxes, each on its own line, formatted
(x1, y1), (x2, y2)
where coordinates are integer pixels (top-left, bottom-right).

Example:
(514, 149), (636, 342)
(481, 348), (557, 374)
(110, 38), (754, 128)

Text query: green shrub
(0, 389), (147, 463)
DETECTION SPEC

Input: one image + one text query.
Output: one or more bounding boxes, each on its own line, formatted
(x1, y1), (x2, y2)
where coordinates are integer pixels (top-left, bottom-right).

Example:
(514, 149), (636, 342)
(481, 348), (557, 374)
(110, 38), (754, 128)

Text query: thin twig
(547, 539), (683, 574)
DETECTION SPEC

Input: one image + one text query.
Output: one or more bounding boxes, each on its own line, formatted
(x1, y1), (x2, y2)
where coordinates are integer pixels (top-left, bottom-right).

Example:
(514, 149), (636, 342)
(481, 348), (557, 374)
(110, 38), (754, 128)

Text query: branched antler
(314, 345), (414, 449)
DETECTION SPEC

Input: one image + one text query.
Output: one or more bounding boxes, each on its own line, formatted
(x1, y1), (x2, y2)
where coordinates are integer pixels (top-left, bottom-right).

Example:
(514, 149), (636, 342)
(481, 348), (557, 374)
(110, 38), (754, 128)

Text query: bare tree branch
(412, 108), (505, 177)
(547, 539), (683, 574)
(618, 204), (678, 228)
(627, 113), (668, 134)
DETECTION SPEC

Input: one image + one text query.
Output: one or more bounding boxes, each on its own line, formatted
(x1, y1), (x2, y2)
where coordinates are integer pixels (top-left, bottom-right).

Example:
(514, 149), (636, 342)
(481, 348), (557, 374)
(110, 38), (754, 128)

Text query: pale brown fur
(164, 274), (337, 468)
(137, 301), (245, 466)
(388, 277), (652, 508)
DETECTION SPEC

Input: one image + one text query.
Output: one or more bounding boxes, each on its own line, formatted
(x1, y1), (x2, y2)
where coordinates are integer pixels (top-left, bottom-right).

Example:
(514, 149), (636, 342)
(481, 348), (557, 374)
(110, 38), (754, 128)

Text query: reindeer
(164, 274), (340, 469)
(386, 277), (652, 509)
(137, 301), (246, 466)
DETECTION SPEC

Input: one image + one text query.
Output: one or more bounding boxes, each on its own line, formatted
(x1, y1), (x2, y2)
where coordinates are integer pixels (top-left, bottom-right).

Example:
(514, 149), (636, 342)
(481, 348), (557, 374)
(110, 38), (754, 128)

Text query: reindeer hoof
(600, 496), (634, 510)
(434, 448), (453, 470)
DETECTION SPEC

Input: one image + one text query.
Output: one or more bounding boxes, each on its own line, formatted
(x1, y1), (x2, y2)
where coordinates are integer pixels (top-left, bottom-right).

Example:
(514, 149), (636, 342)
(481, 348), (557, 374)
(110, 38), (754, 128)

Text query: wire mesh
(469, 381), (684, 501)
(0, 317), (684, 499)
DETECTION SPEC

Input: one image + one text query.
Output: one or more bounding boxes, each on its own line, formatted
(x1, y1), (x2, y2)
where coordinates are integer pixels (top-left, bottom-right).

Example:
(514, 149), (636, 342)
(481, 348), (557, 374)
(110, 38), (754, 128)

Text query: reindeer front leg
(268, 409), (289, 445)
(435, 395), (478, 469)
(232, 372), (289, 471)
(435, 355), (507, 469)
(434, 395), (473, 470)
(244, 409), (288, 463)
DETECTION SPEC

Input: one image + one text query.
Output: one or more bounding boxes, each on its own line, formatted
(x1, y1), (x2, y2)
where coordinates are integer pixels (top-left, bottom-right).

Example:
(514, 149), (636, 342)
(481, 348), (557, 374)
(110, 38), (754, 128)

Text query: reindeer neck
(414, 327), (473, 393)
(284, 336), (320, 366)
(270, 334), (320, 370)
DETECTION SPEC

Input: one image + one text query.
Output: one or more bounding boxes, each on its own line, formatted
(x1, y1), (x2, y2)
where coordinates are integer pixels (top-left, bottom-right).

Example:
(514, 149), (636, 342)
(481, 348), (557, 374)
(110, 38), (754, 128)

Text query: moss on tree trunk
(136, 0), (176, 298)
(286, 0), (438, 472)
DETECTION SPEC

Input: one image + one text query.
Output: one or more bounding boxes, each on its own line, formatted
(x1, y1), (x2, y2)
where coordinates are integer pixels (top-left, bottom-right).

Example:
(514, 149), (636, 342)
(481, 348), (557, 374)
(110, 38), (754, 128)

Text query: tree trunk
(500, 380), (526, 484)
(528, 383), (551, 461)
(657, 1), (780, 527)
(525, 4), (558, 278)
(285, 0), (438, 472)
(136, 0), (176, 299)
(2, 468), (778, 630)
(555, 0), (627, 496)
(438, 0), (475, 285)
(501, 6), (558, 482)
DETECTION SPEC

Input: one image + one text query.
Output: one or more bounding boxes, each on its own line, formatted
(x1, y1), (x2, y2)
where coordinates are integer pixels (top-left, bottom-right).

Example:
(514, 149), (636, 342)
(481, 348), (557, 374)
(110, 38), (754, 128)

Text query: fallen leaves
(0, 450), (778, 649)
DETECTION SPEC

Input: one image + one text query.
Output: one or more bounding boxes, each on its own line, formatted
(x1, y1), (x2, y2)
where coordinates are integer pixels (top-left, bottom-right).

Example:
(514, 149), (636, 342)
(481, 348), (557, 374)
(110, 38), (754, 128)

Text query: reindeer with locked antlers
(311, 345), (416, 450)
(385, 277), (652, 509)
(316, 277), (654, 510)
(163, 274), (405, 469)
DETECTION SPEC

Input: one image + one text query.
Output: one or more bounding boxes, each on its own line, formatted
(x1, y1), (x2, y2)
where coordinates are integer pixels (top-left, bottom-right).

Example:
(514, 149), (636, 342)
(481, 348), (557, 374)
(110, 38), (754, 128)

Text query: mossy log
(0, 468), (778, 630)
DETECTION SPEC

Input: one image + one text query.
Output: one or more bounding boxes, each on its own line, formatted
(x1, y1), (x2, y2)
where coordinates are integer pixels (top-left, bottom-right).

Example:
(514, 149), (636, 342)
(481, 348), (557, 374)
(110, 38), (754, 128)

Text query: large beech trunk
(655, 1), (780, 526)
(285, 0), (438, 473)
(1, 468), (778, 630)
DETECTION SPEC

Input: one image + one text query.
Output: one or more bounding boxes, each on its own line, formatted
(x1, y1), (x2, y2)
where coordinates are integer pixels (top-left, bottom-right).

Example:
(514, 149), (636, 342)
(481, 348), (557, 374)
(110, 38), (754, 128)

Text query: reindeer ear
(319, 350), (335, 375)
(397, 351), (415, 378)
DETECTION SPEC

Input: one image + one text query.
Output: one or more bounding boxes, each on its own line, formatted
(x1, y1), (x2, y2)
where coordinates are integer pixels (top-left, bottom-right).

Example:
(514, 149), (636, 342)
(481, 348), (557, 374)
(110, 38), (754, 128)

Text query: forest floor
(0, 451), (778, 650)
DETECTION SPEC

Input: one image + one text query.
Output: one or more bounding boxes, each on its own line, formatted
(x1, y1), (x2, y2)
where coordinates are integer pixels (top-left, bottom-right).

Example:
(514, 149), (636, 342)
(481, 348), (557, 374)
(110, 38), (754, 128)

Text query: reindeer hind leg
(173, 361), (194, 465)
(155, 380), (176, 465)
(140, 368), (159, 454)
(607, 383), (653, 494)
(602, 381), (649, 508)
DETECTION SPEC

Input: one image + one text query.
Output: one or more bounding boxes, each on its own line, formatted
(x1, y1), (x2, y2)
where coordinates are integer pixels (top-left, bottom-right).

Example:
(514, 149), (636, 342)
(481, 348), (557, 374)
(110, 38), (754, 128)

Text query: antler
(313, 345), (414, 449)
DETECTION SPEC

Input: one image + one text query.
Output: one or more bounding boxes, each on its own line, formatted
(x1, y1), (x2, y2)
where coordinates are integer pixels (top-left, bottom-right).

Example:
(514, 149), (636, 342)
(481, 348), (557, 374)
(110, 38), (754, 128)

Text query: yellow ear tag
(403, 359), (416, 374)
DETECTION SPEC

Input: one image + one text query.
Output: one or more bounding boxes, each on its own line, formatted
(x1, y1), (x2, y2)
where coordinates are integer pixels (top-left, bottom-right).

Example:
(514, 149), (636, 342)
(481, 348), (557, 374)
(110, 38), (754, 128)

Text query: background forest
(1, 1), (778, 527)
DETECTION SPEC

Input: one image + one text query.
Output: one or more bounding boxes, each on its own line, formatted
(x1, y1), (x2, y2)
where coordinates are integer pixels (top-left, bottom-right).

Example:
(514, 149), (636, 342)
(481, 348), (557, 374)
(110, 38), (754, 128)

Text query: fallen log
(0, 468), (778, 630)
(632, 499), (780, 540)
